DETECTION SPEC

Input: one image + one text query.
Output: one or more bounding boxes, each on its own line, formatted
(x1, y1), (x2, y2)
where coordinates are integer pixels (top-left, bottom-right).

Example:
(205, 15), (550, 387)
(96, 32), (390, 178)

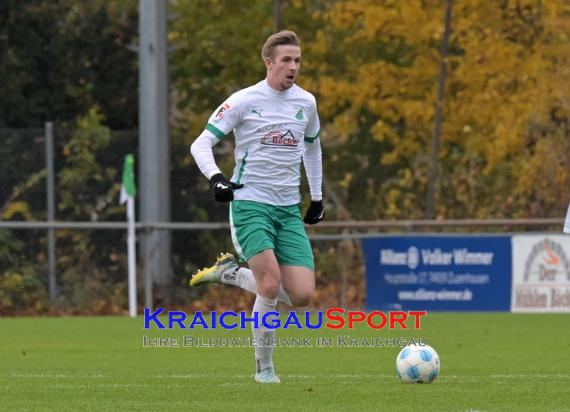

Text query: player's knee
(290, 291), (313, 308)
(258, 277), (279, 299)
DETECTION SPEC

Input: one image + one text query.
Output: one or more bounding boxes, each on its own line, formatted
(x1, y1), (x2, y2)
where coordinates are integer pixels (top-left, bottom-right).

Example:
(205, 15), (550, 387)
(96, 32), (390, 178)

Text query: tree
(1, 0), (138, 129)
(423, 0), (570, 218)
(303, 0), (570, 220)
(304, 0), (445, 219)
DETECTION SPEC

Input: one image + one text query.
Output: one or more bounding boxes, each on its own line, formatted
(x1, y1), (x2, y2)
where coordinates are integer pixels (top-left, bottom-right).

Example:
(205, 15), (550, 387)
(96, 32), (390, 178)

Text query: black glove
(303, 200), (325, 225)
(210, 173), (243, 202)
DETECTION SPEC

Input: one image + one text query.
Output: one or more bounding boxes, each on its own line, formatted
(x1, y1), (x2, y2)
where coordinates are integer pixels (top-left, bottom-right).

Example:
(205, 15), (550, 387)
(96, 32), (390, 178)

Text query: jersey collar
(263, 79), (293, 96)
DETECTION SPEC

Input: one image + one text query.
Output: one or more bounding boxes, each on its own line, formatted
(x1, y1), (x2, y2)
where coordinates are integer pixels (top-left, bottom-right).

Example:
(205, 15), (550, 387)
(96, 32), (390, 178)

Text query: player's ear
(263, 56), (273, 69)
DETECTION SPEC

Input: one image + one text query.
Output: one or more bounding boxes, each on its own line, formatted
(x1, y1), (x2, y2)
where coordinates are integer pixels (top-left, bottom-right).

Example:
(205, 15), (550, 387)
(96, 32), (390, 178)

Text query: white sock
(252, 294), (278, 372)
(221, 267), (292, 306)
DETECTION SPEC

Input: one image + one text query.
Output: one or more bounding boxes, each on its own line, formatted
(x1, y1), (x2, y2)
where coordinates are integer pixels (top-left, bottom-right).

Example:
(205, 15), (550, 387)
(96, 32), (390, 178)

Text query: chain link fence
(0, 126), (366, 315)
(0, 125), (140, 314)
(0, 126), (138, 219)
(0, 126), (563, 316)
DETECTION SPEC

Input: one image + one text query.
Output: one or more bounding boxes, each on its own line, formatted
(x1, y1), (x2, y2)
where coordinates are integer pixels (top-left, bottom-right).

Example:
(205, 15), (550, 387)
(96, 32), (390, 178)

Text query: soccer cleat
(189, 252), (237, 287)
(255, 367), (281, 384)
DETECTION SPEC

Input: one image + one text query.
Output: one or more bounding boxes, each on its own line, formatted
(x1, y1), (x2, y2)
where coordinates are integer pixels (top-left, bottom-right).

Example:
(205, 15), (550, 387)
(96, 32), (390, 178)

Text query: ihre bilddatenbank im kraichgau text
(142, 308), (428, 348)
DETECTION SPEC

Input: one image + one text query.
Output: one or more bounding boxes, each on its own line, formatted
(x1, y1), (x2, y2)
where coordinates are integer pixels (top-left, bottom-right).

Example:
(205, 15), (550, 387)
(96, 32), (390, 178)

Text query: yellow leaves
(1, 272), (24, 289)
(339, 173), (353, 190)
(381, 168), (425, 219)
(306, 0), (570, 218)
(331, 112), (357, 143)
(326, 1), (367, 33)
(441, 1), (570, 181)
(517, 134), (570, 210)
(371, 119), (397, 143)
(308, 30), (329, 57)
(381, 134), (423, 166)
(399, 100), (434, 125)
(1, 202), (34, 220)
(168, 31), (181, 42)
(77, 107), (105, 129)
(327, 0), (442, 46)
(384, 188), (404, 217)
(317, 76), (354, 117)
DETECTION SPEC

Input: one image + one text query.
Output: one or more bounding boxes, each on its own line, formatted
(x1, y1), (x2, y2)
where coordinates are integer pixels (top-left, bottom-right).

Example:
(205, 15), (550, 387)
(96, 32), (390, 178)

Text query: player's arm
(302, 102), (325, 224)
(190, 129), (222, 180)
(190, 98), (243, 202)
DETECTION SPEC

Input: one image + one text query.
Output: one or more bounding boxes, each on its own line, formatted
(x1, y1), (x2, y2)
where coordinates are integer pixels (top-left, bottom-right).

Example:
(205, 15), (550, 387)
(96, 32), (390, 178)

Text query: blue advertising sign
(363, 236), (512, 311)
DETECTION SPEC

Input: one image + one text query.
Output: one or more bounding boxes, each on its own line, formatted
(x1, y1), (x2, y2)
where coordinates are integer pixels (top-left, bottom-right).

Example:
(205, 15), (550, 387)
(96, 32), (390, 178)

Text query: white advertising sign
(511, 235), (570, 312)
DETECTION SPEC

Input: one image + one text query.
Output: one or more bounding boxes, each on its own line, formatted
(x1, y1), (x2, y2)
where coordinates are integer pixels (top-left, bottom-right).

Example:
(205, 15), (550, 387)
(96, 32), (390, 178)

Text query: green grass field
(1, 313), (569, 411)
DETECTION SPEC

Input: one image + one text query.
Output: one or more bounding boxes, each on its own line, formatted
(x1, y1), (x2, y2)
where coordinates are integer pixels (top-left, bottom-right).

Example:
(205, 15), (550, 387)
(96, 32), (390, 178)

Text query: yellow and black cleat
(189, 253), (237, 287)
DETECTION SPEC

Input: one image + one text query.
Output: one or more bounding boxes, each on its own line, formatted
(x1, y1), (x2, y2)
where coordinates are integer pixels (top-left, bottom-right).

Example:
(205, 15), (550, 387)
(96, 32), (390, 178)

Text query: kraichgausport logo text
(143, 308), (426, 330)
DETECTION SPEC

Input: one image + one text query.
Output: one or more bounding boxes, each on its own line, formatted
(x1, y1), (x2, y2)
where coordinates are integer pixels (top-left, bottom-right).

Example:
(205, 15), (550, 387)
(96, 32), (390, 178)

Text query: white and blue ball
(396, 344), (440, 383)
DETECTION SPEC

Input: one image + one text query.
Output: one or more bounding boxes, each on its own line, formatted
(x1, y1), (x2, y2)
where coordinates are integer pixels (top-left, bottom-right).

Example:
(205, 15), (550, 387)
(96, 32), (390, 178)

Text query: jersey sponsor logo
(215, 103), (231, 119)
(260, 130), (299, 147)
(256, 124), (287, 134)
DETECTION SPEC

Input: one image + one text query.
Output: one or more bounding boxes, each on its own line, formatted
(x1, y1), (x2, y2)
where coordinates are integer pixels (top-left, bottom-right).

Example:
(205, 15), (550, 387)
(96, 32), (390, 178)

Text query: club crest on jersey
(260, 130), (299, 147)
(215, 103), (231, 119)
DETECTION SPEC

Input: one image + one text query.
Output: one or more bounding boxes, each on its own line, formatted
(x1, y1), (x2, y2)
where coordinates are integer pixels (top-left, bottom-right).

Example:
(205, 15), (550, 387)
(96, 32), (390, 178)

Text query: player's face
(265, 45), (301, 91)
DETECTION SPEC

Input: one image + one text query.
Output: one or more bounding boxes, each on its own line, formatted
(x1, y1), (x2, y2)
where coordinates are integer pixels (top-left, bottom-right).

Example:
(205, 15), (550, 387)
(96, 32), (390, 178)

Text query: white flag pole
(127, 195), (137, 317)
(121, 154), (137, 318)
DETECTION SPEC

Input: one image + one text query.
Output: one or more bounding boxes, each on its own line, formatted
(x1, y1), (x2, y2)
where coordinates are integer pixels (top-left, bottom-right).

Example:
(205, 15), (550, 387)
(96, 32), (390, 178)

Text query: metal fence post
(143, 228), (153, 312)
(45, 122), (57, 301)
(339, 238), (350, 309)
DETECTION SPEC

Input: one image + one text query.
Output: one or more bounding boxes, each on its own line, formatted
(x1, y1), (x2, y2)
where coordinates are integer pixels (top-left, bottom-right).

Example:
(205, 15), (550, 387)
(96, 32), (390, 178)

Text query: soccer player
(189, 30), (324, 384)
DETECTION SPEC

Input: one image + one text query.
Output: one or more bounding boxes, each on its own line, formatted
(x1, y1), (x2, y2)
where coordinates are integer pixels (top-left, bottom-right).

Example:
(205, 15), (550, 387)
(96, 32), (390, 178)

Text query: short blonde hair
(261, 30), (300, 61)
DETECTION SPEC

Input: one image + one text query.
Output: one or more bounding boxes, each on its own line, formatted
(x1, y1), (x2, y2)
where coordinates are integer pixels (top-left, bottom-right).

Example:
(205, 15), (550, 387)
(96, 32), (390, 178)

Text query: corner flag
(120, 154), (138, 317)
(120, 154), (137, 204)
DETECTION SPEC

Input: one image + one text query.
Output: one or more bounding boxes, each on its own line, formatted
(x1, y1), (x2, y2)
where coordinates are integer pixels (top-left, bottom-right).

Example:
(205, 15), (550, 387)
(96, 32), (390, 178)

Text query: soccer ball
(396, 344), (440, 383)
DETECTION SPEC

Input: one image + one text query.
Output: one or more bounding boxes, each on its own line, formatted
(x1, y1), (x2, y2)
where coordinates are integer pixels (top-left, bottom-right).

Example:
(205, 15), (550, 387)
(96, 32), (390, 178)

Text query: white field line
(0, 384), (191, 390)
(490, 374), (570, 379)
(8, 373), (107, 378)
(6, 372), (570, 381)
(6, 373), (395, 380)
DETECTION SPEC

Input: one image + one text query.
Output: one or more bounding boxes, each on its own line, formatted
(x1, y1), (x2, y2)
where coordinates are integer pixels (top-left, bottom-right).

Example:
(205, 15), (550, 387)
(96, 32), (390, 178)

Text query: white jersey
(205, 80), (321, 206)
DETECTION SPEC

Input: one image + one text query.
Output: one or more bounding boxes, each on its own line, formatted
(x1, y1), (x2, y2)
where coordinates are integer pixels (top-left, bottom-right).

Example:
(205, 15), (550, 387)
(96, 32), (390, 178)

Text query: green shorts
(229, 200), (314, 270)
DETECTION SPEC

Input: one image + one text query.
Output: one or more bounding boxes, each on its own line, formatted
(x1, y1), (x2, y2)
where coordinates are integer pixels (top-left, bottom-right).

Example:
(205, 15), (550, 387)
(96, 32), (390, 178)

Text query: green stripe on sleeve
(304, 130), (320, 143)
(206, 123), (227, 140)
(236, 149), (248, 184)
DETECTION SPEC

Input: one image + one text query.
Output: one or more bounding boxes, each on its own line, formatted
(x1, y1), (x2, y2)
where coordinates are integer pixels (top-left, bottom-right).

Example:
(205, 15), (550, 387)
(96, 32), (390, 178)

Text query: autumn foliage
(1, 0), (569, 314)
